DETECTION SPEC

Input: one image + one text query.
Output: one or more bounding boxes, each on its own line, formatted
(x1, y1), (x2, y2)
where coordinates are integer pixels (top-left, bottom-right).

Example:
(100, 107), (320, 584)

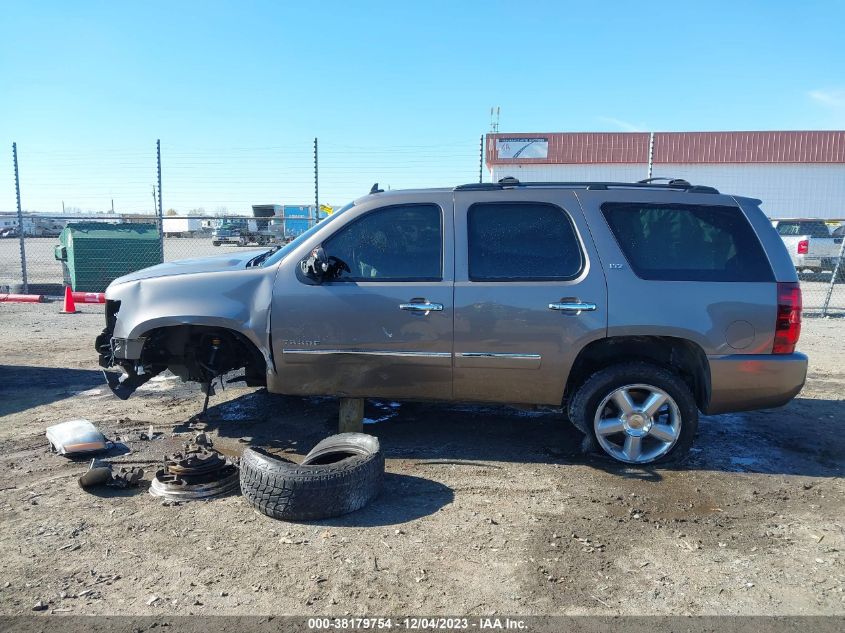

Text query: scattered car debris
(111, 466), (145, 488)
(78, 458), (145, 490)
(138, 424), (160, 441)
(78, 460), (113, 489)
(46, 419), (109, 456)
(149, 437), (238, 501)
(240, 433), (384, 521)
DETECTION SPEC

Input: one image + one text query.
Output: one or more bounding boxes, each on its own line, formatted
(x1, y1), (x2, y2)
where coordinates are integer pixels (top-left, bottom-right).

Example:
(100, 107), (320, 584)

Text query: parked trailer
(162, 217), (204, 238)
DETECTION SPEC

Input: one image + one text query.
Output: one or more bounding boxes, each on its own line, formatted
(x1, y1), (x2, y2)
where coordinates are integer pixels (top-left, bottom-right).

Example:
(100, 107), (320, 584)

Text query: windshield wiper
(246, 246), (281, 268)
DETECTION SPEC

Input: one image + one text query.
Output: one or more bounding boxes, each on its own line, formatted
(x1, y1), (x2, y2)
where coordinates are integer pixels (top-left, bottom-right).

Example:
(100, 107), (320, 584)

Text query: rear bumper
(705, 352), (807, 415)
(794, 255), (823, 268)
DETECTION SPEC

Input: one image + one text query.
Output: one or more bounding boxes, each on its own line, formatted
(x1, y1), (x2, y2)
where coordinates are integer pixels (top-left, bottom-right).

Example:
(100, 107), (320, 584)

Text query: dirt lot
(0, 301), (842, 616)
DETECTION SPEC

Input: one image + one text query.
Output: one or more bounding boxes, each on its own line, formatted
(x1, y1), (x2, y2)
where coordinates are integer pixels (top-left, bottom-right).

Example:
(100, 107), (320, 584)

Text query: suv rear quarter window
(602, 203), (774, 282)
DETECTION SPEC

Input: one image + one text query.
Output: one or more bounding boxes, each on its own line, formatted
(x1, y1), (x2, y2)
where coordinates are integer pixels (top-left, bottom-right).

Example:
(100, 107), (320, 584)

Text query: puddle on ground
(364, 401), (401, 424)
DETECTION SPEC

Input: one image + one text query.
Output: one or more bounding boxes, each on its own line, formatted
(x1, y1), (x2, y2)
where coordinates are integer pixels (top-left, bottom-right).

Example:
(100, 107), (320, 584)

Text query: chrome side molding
(282, 349), (451, 358)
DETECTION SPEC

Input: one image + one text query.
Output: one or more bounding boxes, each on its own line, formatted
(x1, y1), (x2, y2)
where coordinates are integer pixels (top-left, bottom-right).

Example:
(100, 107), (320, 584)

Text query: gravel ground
(0, 301), (842, 616)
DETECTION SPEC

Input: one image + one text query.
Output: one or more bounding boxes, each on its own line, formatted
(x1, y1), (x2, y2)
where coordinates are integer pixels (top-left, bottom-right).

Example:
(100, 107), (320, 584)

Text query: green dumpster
(54, 223), (162, 292)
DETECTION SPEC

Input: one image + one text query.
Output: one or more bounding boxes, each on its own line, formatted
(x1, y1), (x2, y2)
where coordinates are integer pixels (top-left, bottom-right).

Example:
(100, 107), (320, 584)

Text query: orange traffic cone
(60, 286), (78, 314)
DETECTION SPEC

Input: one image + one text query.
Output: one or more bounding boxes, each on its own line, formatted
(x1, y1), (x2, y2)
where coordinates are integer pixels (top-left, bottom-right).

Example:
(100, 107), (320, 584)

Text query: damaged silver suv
(97, 178), (807, 464)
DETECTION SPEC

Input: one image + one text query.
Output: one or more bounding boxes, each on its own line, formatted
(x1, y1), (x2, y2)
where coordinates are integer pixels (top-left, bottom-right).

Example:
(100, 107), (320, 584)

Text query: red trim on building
(486, 132), (649, 165)
(486, 131), (845, 166)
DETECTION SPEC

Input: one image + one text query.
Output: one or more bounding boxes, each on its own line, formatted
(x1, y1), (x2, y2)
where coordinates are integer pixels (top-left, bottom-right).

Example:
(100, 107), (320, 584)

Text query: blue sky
(1, 0), (844, 213)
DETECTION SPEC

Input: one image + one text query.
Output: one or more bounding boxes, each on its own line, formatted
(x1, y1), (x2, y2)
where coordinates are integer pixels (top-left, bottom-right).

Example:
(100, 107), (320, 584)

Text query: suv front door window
(324, 204), (442, 280)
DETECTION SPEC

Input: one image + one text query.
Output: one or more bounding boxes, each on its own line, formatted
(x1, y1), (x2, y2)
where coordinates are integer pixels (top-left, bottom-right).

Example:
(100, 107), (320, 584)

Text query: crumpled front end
(94, 263), (275, 401)
(95, 297), (163, 399)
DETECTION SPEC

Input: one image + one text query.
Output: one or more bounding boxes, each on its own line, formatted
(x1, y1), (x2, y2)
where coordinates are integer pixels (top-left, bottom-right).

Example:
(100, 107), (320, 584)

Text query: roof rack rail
(454, 177), (719, 194)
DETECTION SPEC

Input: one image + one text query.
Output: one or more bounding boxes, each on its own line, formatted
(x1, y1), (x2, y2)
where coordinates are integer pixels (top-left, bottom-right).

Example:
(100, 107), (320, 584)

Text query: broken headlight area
(95, 299), (121, 368)
(103, 362), (165, 401)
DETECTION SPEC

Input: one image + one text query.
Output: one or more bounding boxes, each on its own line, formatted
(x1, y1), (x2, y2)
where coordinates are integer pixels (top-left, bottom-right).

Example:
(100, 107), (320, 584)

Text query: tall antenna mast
(489, 106), (500, 133)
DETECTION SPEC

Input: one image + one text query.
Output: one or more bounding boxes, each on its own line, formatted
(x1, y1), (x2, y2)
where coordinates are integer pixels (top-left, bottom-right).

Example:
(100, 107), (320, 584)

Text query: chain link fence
(2, 138), (844, 316)
(0, 213), (320, 295)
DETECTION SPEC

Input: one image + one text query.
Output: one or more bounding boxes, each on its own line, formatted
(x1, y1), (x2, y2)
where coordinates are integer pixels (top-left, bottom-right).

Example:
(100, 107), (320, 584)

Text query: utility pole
(111, 198), (114, 214)
(62, 200), (65, 215)
(313, 137), (319, 227)
(13, 142), (28, 293)
(156, 139), (164, 263)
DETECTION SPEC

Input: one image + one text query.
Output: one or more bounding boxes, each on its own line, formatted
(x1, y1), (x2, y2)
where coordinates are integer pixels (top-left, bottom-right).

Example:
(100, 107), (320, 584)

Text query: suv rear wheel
(568, 362), (698, 465)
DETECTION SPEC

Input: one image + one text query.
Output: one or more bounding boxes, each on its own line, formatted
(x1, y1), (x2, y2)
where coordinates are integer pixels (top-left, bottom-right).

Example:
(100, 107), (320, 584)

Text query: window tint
(323, 204), (441, 280)
(467, 202), (583, 280)
(602, 203), (773, 282)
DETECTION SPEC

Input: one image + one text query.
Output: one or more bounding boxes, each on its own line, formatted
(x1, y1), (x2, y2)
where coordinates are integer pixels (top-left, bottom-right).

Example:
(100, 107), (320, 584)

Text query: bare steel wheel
(568, 362), (698, 466)
(593, 384), (681, 464)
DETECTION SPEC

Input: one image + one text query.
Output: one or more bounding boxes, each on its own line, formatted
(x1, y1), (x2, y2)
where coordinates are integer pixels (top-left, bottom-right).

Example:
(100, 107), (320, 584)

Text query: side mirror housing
(300, 246), (329, 283)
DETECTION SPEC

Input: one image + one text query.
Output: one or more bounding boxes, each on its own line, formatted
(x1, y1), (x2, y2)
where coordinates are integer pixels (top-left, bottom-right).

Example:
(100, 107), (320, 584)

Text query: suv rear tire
(568, 362), (698, 465)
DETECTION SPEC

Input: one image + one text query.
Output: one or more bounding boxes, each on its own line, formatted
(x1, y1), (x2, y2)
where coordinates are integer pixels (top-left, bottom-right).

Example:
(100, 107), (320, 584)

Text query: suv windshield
(260, 201), (354, 267)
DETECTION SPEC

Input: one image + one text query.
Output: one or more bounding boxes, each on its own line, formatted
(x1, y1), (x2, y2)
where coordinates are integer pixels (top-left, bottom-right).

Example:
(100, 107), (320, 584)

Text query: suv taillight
(797, 239), (809, 254)
(773, 282), (802, 354)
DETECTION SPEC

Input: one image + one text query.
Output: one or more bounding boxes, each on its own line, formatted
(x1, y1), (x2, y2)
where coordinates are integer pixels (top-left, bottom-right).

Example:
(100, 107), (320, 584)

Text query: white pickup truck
(772, 219), (843, 276)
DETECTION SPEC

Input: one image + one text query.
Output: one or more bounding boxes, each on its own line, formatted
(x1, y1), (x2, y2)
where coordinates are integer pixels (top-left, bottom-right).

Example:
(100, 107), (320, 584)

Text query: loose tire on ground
(567, 361), (698, 465)
(239, 434), (384, 521)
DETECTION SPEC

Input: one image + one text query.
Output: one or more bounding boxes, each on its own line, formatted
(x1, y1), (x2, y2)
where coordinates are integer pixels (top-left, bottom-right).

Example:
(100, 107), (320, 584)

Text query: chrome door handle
(548, 302), (597, 312)
(400, 302), (443, 313)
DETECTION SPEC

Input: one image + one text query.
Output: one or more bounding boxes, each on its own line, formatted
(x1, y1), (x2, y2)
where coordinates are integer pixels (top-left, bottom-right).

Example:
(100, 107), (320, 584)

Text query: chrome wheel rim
(593, 383), (681, 464)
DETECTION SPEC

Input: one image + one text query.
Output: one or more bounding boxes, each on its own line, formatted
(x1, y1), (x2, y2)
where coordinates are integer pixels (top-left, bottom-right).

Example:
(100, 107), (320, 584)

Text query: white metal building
(486, 131), (845, 219)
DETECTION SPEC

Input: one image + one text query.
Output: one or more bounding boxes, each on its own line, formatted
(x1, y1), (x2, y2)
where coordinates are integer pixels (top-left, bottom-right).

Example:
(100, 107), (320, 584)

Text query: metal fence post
(156, 139), (164, 263)
(313, 137), (319, 228)
(821, 236), (845, 317)
(647, 132), (655, 180)
(479, 134), (484, 183)
(12, 142), (28, 293)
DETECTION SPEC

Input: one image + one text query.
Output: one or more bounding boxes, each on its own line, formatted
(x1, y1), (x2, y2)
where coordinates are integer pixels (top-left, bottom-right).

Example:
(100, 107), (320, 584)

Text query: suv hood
(110, 250), (269, 286)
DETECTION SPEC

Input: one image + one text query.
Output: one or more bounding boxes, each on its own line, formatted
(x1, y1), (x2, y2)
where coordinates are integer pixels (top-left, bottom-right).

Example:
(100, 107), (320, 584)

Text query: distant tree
(215, 206), (228, 216)
(188, 207), (206, 216)
(166, 209), (178, 216)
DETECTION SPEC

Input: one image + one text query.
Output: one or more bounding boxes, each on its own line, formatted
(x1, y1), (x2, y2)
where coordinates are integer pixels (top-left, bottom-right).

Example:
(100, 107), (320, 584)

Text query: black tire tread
(240, 444), (384, 521)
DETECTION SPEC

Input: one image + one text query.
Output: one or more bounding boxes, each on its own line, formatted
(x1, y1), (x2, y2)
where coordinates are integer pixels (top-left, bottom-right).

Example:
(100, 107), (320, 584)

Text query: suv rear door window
(467, 202), (583, 280)
(602, 203), (773, 282)
(323, 204), (442, 280)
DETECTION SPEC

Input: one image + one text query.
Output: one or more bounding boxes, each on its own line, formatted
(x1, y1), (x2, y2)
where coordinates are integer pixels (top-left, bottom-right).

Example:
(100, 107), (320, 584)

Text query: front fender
(106, 266), (276, 367)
